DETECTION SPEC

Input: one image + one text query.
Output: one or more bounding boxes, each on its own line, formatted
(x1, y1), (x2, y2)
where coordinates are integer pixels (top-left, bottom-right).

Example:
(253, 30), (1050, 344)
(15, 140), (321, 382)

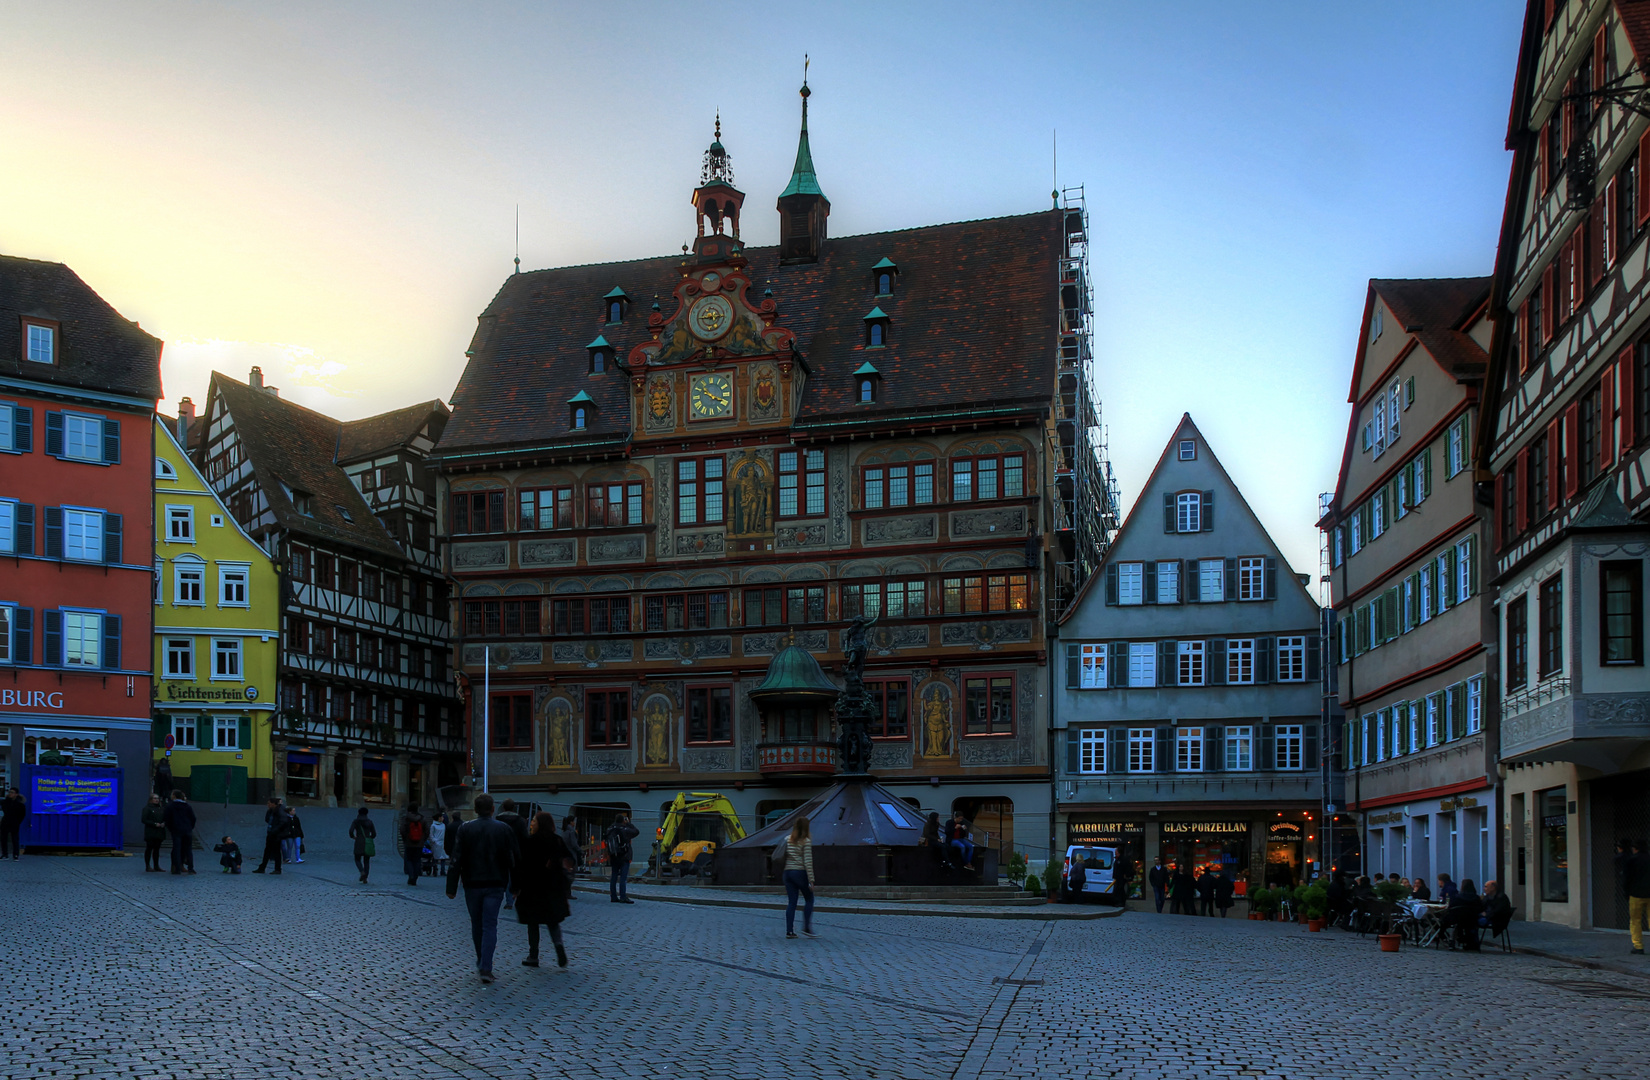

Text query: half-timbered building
(432, 85), (1116, 864)
(1479, 0), (1650, 931)
(195, 369), (463, 809)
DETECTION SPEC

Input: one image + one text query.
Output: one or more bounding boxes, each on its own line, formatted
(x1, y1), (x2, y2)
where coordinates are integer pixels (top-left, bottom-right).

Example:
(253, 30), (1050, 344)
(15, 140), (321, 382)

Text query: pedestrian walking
(1214, 870), (1235, 917)
(516, 811), (575, 968)
(445, 793), (520, 984)
(1170, 864), (1196, 916)
(254, 797), (287, 875)
(349, 808), (377, 883)
(400, 804), (426, 886)
(781, 815), (816, 939)
(1148, 859), (1168, 913)
(163, 790), (197, 875)
(429, 813), (448, 877)
(1625, 838), (1650, 956)
(0, 786), (25, 860)
(284, 809), (305, 864)
(496, 800), (529, 909)
(559, 814), (583, 874)
(604, 812), (639, 903)
(1196, 868), (1216, 916)
(141, 793), (167, 871)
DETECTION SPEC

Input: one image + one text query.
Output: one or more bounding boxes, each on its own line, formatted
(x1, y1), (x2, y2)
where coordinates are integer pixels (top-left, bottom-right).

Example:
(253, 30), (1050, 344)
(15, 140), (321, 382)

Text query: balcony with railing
(755, 740), (838, 777)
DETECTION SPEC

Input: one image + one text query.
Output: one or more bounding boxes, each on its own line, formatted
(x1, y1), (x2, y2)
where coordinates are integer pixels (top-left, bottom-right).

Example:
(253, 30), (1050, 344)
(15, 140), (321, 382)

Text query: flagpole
(482, 647), (490, 794)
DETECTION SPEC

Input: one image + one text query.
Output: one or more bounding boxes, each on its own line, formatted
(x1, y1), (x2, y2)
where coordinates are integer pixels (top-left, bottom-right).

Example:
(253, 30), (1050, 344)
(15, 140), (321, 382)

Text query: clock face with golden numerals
(690, 373), (733, 419)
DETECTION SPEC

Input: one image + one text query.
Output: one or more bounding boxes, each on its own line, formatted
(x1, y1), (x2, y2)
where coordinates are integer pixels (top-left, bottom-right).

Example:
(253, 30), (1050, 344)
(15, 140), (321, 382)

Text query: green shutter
(1420, 448), (1433, 500)
(239, 716), (252, 751)
(152, 715), (169, 749)
(1066, 728), (1080, 774)
(1465, 534), (1478, 597)
(1066, 643), (1081, 688)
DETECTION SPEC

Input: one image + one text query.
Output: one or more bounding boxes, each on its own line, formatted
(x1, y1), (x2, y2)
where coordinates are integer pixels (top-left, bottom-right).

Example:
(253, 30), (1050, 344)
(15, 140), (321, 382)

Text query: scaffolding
(1049, 185), (1120, 616)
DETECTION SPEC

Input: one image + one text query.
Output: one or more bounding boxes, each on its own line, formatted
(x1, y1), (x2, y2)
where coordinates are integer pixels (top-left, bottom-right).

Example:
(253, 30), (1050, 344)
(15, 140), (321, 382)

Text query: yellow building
(151, 416), (280, 803)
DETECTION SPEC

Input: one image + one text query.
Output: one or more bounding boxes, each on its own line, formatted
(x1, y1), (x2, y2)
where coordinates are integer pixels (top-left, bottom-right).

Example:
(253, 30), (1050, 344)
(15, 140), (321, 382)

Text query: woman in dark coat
(348, 808), (376, 884)
(1170, 866), (1197, 915)
(141, 794), (168, 872)
(1441, 879), (1485, 951)
(516, 811), (575, 968)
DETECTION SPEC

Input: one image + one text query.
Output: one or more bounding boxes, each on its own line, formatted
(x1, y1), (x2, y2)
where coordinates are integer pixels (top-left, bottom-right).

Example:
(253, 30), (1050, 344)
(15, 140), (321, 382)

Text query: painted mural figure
(921, 686), (953, 759)
(642, 700), (671, 766)
(545, 701), (572, 768)
(728, 453), (772, 537)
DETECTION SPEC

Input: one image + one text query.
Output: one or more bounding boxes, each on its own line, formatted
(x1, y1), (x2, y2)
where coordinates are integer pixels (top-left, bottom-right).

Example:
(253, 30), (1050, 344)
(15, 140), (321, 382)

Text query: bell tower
(777, 65), (829, 264)
(692, 113), (745, 242)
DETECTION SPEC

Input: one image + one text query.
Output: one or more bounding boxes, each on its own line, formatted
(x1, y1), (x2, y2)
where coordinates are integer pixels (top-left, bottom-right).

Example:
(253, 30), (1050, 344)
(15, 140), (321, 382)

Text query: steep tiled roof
(1618, 1), (1650, 68)
(0, 254), (163, 401)
(438, 211), (1062, 457)
(1370, 277), (1490, 335)
(337, 400), (447, 463)
(211, 374), (406, 560)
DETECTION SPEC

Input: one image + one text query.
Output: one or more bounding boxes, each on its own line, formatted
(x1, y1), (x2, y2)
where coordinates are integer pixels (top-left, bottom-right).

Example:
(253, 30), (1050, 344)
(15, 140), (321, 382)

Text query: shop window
(1538, 574), (1564, 679)
(551, 596), (628, 635)
(643, 590), (729, 631)
(861, 461), (934, 509)
(1224, 726), (1253, 771)
(489, 693), (533, 750)
(285, 753), (319, 800)
(362, 760), (391, 803)
(963, 675), (1013, 736)
(951, 454), (1024, 502)
(1601, 560), (1645, 664)
(842, 580), (926, 619)
(677, 457), (726, 525)
(777, 449), (825, 518)
(866, 679), (910, 738)
(1539, 787), (1569, 902)
(686, 686), (733, 744)
(1274, 724), (1305, 770)
(1127, 728), (1155, 772)
(1506, 594), (1528, 691)
(586, 689), (630, 748)
(587, 482), (644, 527)
(1175, 727), (1204, 771)
(519, 486), (574, 530)
(1078, 729), (1106, 773)
(452, 490), (506, 534)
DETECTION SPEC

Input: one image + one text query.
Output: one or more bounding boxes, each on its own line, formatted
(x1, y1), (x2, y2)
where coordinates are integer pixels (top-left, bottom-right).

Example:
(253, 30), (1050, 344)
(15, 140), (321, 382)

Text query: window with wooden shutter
(1200, 491), (1214, 531)
(1589, 194), (1606, 285)
(1542, 263), (1556, 341)
(1601, 370), (1616, 471)
(1624, 344), (1641, 448)
(1162, 492), (1176, 533)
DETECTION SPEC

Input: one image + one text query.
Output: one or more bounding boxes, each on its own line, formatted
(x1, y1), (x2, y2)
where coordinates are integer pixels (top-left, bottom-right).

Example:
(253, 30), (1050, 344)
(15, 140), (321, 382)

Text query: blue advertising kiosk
(20, 765), (124, 850)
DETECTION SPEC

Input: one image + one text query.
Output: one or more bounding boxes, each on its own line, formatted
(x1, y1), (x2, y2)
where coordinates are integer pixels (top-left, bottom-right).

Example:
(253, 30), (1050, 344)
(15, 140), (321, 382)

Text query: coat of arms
(648, 377), (673, 420)
(753, 368), (776, 411)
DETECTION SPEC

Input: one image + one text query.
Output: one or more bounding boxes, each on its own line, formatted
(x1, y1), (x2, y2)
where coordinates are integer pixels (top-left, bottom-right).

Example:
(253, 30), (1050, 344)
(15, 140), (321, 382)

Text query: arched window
(859, 379), (875, 403)
(869, 323), (885, 347)
(590, 350), (606, 374)
(863, 306), (889, 348)
(878, 272), (892, 295)
(608, 301), (623, 323)
(572, 407), (587, 430)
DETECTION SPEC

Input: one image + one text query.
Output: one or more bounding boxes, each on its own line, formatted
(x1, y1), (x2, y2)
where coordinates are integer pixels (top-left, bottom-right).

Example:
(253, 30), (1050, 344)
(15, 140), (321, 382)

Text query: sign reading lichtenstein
(32, 772), (119, 815)
(162, 684), (260, 704)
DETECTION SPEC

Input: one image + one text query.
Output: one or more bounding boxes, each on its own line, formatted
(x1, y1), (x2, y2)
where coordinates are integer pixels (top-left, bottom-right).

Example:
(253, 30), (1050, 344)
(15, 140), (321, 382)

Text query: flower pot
(1307, 918), (1326, 932)
(1378, 933), (1402, 952)
(1248, 913), (1261, 920)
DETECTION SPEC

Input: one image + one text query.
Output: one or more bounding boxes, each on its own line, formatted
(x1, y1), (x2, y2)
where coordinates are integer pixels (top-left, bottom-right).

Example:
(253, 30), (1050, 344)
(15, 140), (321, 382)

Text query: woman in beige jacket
(784, 816), (816, 938)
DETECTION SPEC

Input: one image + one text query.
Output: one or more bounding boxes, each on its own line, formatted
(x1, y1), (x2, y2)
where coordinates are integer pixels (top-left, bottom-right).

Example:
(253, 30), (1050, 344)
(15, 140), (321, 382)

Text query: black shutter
(1304, 724), (1320, 772)
(1201, 490), (1215, 531)
(1163, 492), (1176, 532)
(1144, 562), (1157, 604)
(14, 503), (33, 555)
(152, 716), (170, 749)
(1157, 640), (1177, 687)
(103, 513), (122, 564)
(1208, 637), (1227, 685)
(12, 608), (30, 665)
(1109, 727), (1127, 773)
(1207, 725), (1224, 773)
(1105, 564), (1119, 605)
(1259, 723), (1275, 772)
(1065, 728), (1080, 774)
(1065, 643), (1080, 688)
(44, 507), (63, 558)
(102, 613), (121, 670)
(1264, 556), (1278, 599)
(1184, 559), (1199, 604)
(45, 411), (63, 457)
(102, 418), (121, 464)
(1256, 637), (1274, 684)
(1224, 558), (1238, 600)
(1306, 635), (1321, 681)
(1156, 725), (1172, 773)
(12, 405), (30, 452)
(1109, 642), (1127, 688)
(43, 609), (62, 666)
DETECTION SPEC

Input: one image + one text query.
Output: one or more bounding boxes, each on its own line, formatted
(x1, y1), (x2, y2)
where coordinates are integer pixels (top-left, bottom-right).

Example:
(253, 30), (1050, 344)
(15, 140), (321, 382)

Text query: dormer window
(336, 506), (354, 523)
(587, 335), (612, 374)
(872, 257), (898, 297)
(156, 458), (178, 479)
(853, 361), (880, 403)
(864, 307), (889, 348)
(292, 490), (314, 517)
(568, 390), (595, 431)
(603, 287), (629, 324)
(23, 320), (57, 364)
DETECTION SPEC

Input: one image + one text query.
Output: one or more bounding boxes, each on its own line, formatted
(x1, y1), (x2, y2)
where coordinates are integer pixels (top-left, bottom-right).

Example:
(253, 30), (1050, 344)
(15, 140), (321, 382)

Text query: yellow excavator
(650, 791), (746, 881)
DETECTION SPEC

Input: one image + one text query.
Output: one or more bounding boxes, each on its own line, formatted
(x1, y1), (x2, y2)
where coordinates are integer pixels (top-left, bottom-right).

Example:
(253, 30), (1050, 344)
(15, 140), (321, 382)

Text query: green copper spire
(779, 59), (827, 201)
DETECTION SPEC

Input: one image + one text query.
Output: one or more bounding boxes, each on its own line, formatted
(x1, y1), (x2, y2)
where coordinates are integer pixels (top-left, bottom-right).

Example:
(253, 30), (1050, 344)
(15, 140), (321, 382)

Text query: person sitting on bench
(947, 812), (975, 870)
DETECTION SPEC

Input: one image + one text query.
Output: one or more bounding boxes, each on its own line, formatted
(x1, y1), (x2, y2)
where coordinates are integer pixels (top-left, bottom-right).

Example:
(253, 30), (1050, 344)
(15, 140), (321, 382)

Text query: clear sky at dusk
(0, 1), (1521, 579)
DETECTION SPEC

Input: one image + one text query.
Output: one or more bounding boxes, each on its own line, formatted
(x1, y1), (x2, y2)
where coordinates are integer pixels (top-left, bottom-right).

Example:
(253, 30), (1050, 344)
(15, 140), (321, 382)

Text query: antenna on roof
(1052, 130), (1058, 208)
(513, 204), (521, 275)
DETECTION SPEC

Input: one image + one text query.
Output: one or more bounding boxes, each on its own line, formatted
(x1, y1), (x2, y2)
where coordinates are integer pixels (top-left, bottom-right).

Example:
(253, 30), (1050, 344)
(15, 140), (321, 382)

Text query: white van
(1062, 844), (1120, 902)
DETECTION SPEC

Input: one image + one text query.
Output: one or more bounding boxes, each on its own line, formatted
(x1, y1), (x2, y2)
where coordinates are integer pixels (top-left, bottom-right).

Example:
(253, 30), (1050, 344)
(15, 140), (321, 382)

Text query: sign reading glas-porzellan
(32, 772), (119, 815)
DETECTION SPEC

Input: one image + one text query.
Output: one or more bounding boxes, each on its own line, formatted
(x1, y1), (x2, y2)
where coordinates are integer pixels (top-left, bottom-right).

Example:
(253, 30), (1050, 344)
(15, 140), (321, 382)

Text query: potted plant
(1025, 874), (1043, 898)
(1299, 883), (1329, 931)
(1006, 851), (1028, 889)
(1249, 887), (1277, 920)
(1042, 860), (1062, 903)
(1374, 880), (1410, 904)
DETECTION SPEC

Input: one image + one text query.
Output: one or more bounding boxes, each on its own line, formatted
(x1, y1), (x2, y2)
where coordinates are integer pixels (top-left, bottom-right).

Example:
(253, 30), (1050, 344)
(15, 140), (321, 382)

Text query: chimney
(176, 397), (195, 443)
(249, 366), (263, 389)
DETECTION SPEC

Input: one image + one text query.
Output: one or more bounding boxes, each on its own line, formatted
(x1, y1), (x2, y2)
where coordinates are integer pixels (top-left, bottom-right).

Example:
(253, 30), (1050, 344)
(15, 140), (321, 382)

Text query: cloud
(162, 338), (364, 419)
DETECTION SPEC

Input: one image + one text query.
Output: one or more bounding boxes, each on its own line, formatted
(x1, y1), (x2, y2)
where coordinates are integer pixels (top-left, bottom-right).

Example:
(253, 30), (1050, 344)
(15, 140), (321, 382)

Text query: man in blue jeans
(947, 812), (975, 870)
(605, 813), (639, 903)
(445, 793), (519, 983)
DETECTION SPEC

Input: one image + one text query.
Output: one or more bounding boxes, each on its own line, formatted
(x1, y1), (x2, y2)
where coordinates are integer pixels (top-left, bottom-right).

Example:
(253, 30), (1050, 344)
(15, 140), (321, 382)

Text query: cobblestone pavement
(4, 852), (1647, 1080)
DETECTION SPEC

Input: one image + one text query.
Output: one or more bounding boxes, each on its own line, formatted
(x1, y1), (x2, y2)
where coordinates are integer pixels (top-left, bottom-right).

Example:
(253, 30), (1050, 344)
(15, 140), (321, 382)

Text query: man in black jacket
(1148, 859), (1168, 913)
(446, 794), (520, 983)
(254, 797), (287, 875)
(496, 800), (529, 908)
(605, 813), (640, 904)
(163, 790), (197, 875)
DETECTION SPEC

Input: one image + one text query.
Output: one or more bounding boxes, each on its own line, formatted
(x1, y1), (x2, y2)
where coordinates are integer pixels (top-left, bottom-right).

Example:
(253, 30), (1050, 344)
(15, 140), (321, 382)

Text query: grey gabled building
(1053, 415), (1324, 897)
